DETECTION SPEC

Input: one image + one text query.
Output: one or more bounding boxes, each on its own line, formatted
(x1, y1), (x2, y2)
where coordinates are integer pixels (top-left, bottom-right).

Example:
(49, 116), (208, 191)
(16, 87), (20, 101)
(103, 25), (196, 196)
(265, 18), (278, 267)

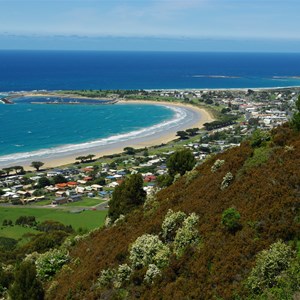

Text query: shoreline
(0, 100), (214, 170)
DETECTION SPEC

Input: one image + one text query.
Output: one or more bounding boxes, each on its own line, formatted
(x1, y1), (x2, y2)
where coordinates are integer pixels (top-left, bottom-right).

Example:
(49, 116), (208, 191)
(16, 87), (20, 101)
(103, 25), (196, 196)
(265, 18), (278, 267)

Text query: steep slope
(47, 124), (300, 300)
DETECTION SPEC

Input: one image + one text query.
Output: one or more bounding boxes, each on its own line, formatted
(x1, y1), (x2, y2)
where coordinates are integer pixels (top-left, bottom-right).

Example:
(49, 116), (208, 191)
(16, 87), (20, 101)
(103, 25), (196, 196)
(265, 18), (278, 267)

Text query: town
(0, 87), (299, 209)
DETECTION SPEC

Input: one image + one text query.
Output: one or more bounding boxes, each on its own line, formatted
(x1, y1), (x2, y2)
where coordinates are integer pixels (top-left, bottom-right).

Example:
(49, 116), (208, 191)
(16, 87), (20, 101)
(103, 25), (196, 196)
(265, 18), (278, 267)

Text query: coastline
(0, 99), (214, 170)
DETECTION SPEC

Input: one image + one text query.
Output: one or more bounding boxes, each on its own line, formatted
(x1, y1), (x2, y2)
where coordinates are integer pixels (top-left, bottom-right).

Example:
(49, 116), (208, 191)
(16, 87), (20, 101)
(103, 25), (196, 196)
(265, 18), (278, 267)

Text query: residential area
(0, 87), (299, 209)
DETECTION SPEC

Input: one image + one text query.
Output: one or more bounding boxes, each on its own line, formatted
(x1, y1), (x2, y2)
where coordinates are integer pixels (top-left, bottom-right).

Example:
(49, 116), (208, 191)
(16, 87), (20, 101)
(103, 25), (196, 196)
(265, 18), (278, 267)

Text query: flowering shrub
(221, 172), (234, 190)
(173, 213), (200, 257)
(144, 264), (161, 284)
(246, 241), (294, 294)
(211, 159), (225, 173)
(113, 214), (125, 226)
(129, 234), (170, 269)
(97, 268), (115, 287)
(161, 209), (187, 242)
(35, 249), (70, 281)
(184, 169), (199, 185)
(104, 216), (113, 228)
(114, 264), (132, 288)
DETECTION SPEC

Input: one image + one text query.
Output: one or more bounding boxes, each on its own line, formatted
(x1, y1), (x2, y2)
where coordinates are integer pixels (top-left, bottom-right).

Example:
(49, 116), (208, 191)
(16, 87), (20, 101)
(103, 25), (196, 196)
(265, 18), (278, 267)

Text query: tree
(185, 128), (199, 136)
(167, 148), (196, 177)
(86, 154), (96, 162)
(2, 167), (13, 176)
(176, 131), (189, 140)
(31, 161), (44, 171)
(291, 95), (300, 131)
(221, 207), (241, 233)
(9, 261), (44, 300)
(37, 176), (51, 188)
(13, 166), (24, 175)
(75, 156), (86, 163)
(53, 174), (67, 184)
(124, 147), (136, 155)
(108, 174), (146, 222)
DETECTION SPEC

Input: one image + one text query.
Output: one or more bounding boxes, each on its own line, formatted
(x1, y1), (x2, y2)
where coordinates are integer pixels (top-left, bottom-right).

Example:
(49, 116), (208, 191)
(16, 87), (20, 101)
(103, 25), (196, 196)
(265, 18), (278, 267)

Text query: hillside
(47, 124), (300, 300)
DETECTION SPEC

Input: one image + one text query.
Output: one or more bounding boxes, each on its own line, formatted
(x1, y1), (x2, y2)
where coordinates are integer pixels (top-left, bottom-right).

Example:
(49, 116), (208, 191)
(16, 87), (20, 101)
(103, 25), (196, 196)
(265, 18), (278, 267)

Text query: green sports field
(0, 207), (107, 241)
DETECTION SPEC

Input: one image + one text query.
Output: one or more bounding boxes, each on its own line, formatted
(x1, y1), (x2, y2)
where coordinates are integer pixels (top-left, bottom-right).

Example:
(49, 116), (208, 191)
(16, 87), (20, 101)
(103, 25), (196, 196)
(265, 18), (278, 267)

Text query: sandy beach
(1, 100), (214, 170)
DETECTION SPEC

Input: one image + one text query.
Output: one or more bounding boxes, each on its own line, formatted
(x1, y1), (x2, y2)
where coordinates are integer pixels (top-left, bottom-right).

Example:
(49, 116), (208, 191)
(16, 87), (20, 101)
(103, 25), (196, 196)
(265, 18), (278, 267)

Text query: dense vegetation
(39, 123), (300, 299)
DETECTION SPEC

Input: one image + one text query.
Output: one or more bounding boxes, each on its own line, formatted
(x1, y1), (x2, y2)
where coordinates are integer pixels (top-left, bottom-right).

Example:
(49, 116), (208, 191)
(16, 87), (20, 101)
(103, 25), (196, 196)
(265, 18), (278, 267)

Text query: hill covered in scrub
(46, 124), (300, 300)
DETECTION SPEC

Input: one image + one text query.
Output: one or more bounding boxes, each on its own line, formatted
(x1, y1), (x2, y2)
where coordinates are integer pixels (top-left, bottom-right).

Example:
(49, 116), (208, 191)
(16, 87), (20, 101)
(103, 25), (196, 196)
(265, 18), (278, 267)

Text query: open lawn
(0, 207), (107, 232)
(63, 197), (107, 207)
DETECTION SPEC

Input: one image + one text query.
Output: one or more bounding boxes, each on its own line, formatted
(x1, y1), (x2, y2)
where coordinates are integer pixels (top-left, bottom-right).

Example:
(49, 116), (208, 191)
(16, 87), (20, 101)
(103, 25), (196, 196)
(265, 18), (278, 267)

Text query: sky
(0, 0), (299, 52)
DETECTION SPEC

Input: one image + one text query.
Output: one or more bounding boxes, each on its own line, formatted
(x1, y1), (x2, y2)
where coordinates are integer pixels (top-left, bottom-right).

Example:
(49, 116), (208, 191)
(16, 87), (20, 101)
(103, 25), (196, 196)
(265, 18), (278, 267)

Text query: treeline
(203, 115), (238, 130)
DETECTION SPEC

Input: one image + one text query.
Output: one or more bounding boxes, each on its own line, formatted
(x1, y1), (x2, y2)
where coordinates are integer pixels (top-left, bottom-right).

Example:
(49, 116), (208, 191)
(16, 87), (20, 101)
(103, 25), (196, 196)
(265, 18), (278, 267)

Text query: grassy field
(63, 197), (107, 207)
(0, 207), (107, 232)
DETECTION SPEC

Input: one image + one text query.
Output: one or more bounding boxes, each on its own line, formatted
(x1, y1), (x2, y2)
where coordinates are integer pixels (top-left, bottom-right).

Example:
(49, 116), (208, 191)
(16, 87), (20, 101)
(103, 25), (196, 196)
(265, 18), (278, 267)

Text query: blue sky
(0, 0), (299, 51)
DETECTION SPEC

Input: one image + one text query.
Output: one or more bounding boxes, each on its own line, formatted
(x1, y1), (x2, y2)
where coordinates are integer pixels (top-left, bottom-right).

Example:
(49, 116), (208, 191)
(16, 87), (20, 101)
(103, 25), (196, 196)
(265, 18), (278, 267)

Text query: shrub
(246, 241), (294, 294)
(97, 268), (115, 288)
(114, 264), (132, 288)
(129, 234), (170, 269)
(221, 172), (234, 190)
(211, 159), (225, 173)
(36, 248), (70, 281)
(173, 213), (200, 257)
(161, 209), (187, 242)
(144, 264), (161, 284)
(250, 129), (271, 148)
(221, 207), (241, 233)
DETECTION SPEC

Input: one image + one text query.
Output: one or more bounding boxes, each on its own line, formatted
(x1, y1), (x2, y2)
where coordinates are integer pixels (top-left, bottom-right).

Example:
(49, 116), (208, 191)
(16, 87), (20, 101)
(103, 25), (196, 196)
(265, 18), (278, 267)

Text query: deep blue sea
(0, 51), (300, 91)
(0, 51), (300, 166)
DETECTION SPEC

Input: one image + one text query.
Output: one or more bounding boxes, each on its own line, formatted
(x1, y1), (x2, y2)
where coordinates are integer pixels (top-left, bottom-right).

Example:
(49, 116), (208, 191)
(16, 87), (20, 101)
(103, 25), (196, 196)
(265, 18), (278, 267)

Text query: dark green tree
(37, 176), (51, 188)
(167, 148), (196, 177)
(31, 161), (44, 171)
(53, 174), (67, 184)
(176, 131), (189, 140)
(108, 174), (146, 222)
(221, 207), (241, 233)
(86, 154), (96, 161)
(185, 127), (199, 136)
(123, 147), (136, 155)
(9, 261), (44, 300)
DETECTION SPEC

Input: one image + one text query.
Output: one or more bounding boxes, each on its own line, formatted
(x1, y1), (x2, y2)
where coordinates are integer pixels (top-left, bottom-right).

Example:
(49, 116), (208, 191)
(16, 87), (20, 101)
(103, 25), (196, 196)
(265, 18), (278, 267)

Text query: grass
(0, 207), (107, 232)
(0, 225), (39, 241)
(63, 197), (106, 207)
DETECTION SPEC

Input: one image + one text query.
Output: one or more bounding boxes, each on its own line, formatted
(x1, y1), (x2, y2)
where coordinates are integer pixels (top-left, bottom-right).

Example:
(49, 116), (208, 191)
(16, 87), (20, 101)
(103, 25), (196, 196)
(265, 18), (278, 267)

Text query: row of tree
(0, 161), (45, 177)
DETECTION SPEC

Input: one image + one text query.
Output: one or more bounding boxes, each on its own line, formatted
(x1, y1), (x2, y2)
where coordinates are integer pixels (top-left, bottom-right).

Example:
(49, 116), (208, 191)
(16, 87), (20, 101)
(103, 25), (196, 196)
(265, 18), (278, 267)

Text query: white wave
(0, 105), (191, 165)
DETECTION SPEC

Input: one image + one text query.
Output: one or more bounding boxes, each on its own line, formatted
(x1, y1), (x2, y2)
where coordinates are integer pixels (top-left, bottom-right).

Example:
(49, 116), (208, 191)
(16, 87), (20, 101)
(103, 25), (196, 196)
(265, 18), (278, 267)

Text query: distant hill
(47, 124), (300, 300)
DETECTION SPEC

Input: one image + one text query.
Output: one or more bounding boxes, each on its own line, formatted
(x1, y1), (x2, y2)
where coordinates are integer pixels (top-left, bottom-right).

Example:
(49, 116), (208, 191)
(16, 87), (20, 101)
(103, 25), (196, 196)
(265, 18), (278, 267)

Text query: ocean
(1, 51), (300, 91)
(0, 51), (300, 166)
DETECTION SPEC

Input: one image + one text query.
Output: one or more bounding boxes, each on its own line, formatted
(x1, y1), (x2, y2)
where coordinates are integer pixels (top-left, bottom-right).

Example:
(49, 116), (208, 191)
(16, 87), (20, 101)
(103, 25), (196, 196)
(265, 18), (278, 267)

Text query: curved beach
(0, 100), (213, 169)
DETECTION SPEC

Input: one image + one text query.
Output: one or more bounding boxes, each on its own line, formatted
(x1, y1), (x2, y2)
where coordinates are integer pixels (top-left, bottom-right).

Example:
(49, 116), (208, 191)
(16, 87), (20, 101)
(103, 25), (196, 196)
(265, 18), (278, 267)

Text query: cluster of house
(0, 158), (162, 206)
